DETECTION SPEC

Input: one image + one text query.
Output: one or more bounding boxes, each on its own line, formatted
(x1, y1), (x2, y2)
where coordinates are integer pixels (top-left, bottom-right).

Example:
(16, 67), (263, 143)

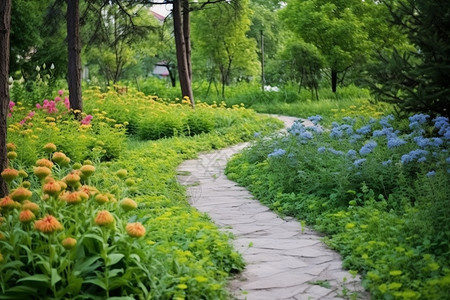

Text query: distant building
(152, 62), (170, 78)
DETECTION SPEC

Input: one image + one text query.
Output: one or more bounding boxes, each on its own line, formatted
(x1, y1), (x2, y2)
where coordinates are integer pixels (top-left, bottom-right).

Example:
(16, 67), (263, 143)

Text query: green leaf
(107, 253), (124, 266)
(108, 297), (135, 300)
(83, 278), (106, 290)
(17, 274), (49, 284)
(108, 268), (124, 278)
(0, 285), (37, 299)
(51, 268), (62, 286)
(73, 256), (102, 276)
(82, 233), (105, 244)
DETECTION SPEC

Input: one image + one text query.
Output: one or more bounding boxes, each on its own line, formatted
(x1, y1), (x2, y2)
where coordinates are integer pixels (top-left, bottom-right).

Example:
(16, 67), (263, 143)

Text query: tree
(192, 0), (259, 97)
(281, 0), (370, 93)
(67, 0), (83, 113)
(368, 0), (450, 118)
(0, 0), (11, 197)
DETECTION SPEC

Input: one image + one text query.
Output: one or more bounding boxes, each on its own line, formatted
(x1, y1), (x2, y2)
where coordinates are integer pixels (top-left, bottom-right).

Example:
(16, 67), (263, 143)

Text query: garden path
(177, 115), (369, 300)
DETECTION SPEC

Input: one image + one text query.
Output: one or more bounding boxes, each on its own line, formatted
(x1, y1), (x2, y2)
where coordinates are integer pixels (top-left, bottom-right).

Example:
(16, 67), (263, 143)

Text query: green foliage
(3, 86), (282, 298)
(226, 112), (450, 298)
(367, 0), (450, 118)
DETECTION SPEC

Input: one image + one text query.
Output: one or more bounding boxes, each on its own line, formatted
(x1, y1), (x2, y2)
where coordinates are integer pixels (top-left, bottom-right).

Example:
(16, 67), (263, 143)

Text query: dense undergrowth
(1, 87), (282, 299)
(226, 113), (450, 299)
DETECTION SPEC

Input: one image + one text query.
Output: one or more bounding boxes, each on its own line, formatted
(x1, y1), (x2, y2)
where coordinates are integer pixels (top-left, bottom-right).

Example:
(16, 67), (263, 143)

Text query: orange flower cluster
(120, 198), (137, 211)
(34, 215), (63, 233)
(61, 237), (77, 249)
(19, 209), (35, 223)
(94, 210), (115, 226)
(125, 222), (146, 238)
(1, 168), (19, 182)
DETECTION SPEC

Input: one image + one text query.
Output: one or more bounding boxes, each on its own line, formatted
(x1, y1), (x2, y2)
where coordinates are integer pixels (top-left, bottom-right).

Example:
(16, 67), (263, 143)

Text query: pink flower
(36, 103), (42, 109)
(7, 113), (12, 118)
(54, 96), (61, 102)
(28, 111), (35, 118)
(64, 98), (70, 110)
(58, 90), (64, 96)
(81, 115), (93, 125)
(9, 101), (15, 110)
(20, 119), (26, 125)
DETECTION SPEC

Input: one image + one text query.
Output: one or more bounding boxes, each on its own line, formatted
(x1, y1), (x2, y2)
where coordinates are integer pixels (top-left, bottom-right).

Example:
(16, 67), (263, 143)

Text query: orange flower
(0, 196), (15, 209)
(64, 172), (80, 187)
(94, 210), (115, 226)
(57, 181), (67, 190)
(61, 237), (77, 249)
(125, 222), (146, 238)
(52, 152), (68, 165)
(22, 200), (40, 212)
(79, 191), (89, 201)
(34, 215), (63, 233)
(94, 194), (109, 204)
(43, 143), (57, 153)
(10, 187), (32, 202)
(43, 181), (61, 196)
(1, 168), (19, 182)
(6, 143), (16, 151)
(18, 170), (28, 178)
(80, 165), (95, 177)
(34, 166), (51, 180)
(62, 192), (82, 204)
(7, 151), (17, 160)
(80, 185), (98, 197)
(120, 198), (137, 212)
(36, 158), (54, 169)
(19, 209), (35, 223)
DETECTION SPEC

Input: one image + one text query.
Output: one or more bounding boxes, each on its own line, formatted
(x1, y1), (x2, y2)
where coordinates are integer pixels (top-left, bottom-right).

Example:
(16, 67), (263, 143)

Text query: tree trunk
(182, 0), (192, 81)
(331, 69), (338, 93)
(67, 0), (83, 114)
(0, 0), (11, 197)
(173, 0), (194, 108)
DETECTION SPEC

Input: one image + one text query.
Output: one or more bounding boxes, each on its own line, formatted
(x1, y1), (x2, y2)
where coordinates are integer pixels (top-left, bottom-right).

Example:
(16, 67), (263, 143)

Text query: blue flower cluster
(359, 141), (378, 156)
(288, 119), (323, 142)
(307, 115), (323, 125)
(268, 148), (286, 158)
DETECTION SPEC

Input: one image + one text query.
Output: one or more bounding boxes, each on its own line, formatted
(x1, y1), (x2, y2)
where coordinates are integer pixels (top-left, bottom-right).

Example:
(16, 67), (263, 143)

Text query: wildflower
(353, 159), (367, 167)
(125, 222), (146, 237)
(81, 115), (93, 125)
(307, 115), (323, 125)
(347, 149), (357, 157)
(52, 152), (68, 165)
(328, 148), (344, 156)
(58, 89), (64, 96)
(34, 215), (63, 233)
(125, 178), (135, 186)
(0, 196), (15, 209)
(94, 194), (109, 204)
(299, 131), (313, 140)
(409, 114), (429, 126)
(36, 158), (54, 169)
(387, 138), (407, 149)
(359, 141), (377, 156)
(80, 185), (98, 197)
(6, 143), (16, 151)
(7, 151), (17, 160)
(356, 125), (372, 135)
(382, 160), (392, 166)
(61, 237), (77, 249)
(22, 200), (40, 212)
(34, 166), (52, 180)
(379, 115), (394, 128)
(64, 172), (81, 187)
(426, 171), (436, 177)
(317, 147), (326, 153)
(1, 168), (19, 182)
(62, 192), (82, 204)
(58, 181), (67, 190)
(21, 181), (31, 188)
(19, 209), (35, 223)
(120, 198), (137, 211)
(401, 149), (429, 164)
(44, 143), (57, 152)
(43, 181), (61, 196)
(268, 148), (286, 158)
(79, 191), (89, 201)
(94, 210), (115, 227)
(115, 169), (128, 179)
(10, 187), (32, 202)
(330, 127), (343, 139)
(80, 165), (95, 177)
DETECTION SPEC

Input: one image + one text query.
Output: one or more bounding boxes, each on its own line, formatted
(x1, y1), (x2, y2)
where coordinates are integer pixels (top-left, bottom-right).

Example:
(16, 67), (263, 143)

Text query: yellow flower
(80, 165), (95, 177)
(120, 198), (137, 211)
(34, 215), (63, 233)
(44, 143), (57, 152)
(6, 143), (16, 151)
(52, 152), (68, 165)
(7, 151), (17, 160)
(61, 237), (77, 249)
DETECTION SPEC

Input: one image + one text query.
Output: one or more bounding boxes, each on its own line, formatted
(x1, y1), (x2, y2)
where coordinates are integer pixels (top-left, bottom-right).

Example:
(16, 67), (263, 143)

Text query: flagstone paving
(177, 115), (370, 300)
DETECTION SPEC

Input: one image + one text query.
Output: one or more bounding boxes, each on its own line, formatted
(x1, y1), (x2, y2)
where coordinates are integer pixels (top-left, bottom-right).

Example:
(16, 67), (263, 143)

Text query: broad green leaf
(17, 274), (49, 284)
(107, 253), (124, 266)
(51, 268), (62, 286)
(108, 268), (124, 278)
(83, 278), (106, 290)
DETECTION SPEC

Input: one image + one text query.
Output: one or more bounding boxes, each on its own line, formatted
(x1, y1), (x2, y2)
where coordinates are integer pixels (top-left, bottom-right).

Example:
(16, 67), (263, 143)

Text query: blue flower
(253, 132), (261, 138)
(299, 131), (313, 140)
(446, 157), (450, 164)
(382, 160), (392, 166)
(342, 117), (356, 124)
(379, 115), (394, 128)
(307, 115), (323, 125)
(353, 158), (367, 167)
(268, 148), (286, 158)
(330, 128), (343, 139)
(317, 147), (326, 153)
(356, 125), (372, 135)
(426, 170), (436, 177)
(387, 137), (407, 149)
(409, 114), (429, 125)
(328, 148), (344, 156)
(340, 124), (354, 135)
(418, 157), (427, 163)
(401, 149), (429, 164)
(433, 116), (449, 136)
(347, 149), (357, 157)
(307, 125), (324, 134)
(349, 134), (363, 144)
(359, 141), (377, 156)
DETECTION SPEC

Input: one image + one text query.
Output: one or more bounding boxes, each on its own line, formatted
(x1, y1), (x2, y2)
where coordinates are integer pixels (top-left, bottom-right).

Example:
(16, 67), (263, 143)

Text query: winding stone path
(177, 115), (369, 300)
